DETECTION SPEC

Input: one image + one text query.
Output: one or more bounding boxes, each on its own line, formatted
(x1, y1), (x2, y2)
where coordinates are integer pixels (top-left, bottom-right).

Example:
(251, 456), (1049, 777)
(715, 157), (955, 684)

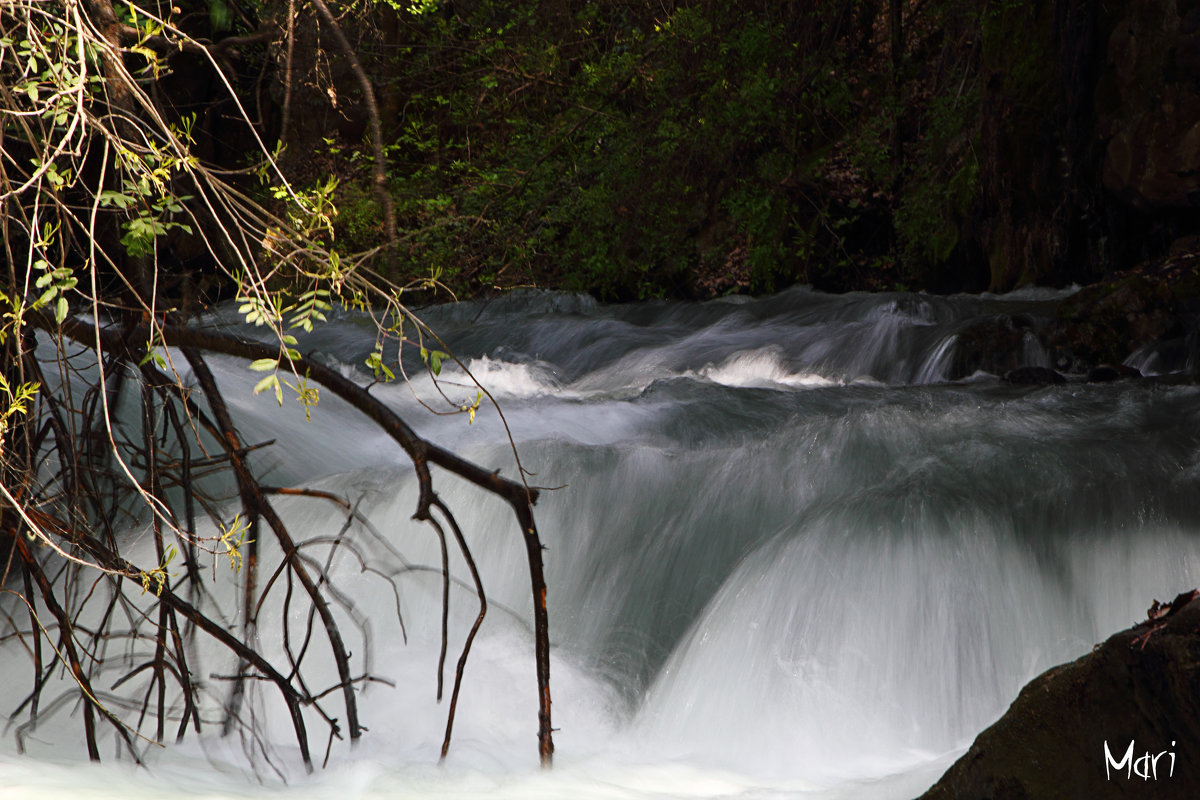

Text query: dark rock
(974, 1), (1103, 290)
(970, 0), (1200, 292)
(1087, 364), (1143, 382)
(918, 593), (1200, 800)
(1101, 2), (1200, 210)
(1047, 258), (1200, 369)
(950, 316), (1032, 380)
(1002, 366), (1066, 385)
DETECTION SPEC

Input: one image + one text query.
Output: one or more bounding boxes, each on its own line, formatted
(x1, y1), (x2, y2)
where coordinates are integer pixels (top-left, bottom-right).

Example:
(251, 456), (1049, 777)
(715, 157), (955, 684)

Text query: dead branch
(29, 308), (555, 764)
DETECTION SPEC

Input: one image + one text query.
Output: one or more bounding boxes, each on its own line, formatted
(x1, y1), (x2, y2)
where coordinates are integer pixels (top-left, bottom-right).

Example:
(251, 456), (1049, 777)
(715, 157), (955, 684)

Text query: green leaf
(55, 296), (68, 323)
(253, 373), (278, 395)
(98, 190), (134, 209)
(429, 350), (445, 376)
(365, 351), (396, 382)
(249, 358), (277, 371)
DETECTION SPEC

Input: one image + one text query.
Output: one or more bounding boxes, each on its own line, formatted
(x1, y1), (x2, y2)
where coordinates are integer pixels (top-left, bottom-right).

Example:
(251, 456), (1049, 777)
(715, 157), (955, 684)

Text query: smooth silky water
(5, 287), (1200, 799)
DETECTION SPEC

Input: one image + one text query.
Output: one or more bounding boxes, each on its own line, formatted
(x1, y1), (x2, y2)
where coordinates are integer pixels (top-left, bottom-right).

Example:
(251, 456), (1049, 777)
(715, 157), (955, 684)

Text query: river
(4, 287), (1200, 799)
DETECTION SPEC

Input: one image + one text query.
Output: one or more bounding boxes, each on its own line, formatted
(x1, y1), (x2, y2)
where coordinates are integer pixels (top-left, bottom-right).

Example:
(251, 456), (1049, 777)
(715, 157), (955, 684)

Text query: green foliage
(217, 514), (252, 573)
(376, 0), (441, 14)
(0, 358), (39, 468)
(140, 545), (177, 596)
(32, 257), (76, 324)
(310, 0), (1026, 296)
(365, 343), (396, 381)
(894, 75), (981, 282)
(99, 141), (198, 258)
(289, 289), (333, 332)
(270, 175), (339, 244)
(334, 0), (859, 299)
(238, 290), (283, 327)
(419, 346), (447, 376)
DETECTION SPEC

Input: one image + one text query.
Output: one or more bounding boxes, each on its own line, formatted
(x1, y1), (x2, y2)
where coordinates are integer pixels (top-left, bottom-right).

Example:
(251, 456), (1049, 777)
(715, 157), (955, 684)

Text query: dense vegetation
(7, 0), (1192, 306)
(294, 0), (1198, 300)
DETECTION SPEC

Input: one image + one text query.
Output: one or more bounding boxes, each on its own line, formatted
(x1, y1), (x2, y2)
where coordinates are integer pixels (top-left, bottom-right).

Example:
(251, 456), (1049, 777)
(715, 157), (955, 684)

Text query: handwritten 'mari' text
(1105, 740), (1176, 781)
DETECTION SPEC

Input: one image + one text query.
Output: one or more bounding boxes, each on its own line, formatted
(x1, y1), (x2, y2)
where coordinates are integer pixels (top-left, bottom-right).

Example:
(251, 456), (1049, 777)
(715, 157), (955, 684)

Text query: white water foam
(9, 289), (1200, 800)
(697, 347), (840, 389)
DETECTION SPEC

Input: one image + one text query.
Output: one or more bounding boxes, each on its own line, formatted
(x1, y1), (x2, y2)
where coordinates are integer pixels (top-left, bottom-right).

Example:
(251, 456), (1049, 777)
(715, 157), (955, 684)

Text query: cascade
(5, 287), (1199, 799)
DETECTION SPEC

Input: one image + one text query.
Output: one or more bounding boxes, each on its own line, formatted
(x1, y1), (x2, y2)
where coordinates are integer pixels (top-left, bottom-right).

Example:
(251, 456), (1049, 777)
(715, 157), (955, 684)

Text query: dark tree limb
(29, 310), (555, 764)
(16, 514), (318, 770)
(430, 497), (485, 762)
(11, 535), (139, 762)
(305, 0), (398, 267)
(184, 347), (362, 744)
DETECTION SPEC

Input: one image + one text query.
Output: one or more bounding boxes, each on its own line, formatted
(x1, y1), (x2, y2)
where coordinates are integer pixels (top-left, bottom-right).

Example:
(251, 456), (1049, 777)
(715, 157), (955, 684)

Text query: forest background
(7, 0), (1200, 348)
(271, 0), (1198, 311)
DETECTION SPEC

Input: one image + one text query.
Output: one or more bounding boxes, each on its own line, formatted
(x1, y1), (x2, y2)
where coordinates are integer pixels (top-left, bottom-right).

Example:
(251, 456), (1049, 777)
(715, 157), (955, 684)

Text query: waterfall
(4, 287), (1199, 799)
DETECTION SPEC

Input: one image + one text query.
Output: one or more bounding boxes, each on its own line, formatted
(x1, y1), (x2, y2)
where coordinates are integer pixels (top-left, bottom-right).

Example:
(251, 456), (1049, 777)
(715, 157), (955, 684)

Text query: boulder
(1100, 2), (1200, 209)
(1002, 366), (1066, 385)
(1087, 364), (1143, 382)
(1047, 256), (1200, 370)
(950, 315), (1036, 380)
(918, 592), (1200, 800)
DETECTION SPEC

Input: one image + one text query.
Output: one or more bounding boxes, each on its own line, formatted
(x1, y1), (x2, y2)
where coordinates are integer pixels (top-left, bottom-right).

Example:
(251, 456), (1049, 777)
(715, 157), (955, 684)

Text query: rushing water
(5, 287), (1200, 799)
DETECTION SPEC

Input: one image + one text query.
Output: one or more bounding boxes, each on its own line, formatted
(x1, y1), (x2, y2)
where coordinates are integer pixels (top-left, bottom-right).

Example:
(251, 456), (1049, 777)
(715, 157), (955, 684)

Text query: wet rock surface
(1087, 364), (1143, 382)
(952, 245), (1200, 380)
(1002, 366), (1066, 385)
(918, 593), (1200, 800)
(1048, 271), (1193, 370)
(1101, 1), (1200, 209)
(950, 315), (1041, 380)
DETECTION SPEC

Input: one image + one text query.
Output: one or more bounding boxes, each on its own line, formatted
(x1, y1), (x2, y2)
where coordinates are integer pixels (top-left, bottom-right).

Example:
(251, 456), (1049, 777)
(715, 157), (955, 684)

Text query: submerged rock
(1049, 271), (1189, 368)
(950, 315), (1038, 380)
(918, 592), (1200, 800)
(1002, 366), (1066, 385)
(1087, 363), (1143, 383)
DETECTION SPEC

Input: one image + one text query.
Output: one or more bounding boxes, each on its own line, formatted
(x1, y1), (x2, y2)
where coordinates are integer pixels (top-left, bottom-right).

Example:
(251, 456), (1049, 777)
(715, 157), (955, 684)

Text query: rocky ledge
(1048, 245), (1200, 373)
(949, 245), (1200, 380)
(918, 591), (1200, 800)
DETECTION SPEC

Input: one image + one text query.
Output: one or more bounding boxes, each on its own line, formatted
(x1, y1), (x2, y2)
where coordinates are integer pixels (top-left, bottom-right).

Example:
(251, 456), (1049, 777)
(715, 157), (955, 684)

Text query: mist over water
(5, 287), (1200, 799)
